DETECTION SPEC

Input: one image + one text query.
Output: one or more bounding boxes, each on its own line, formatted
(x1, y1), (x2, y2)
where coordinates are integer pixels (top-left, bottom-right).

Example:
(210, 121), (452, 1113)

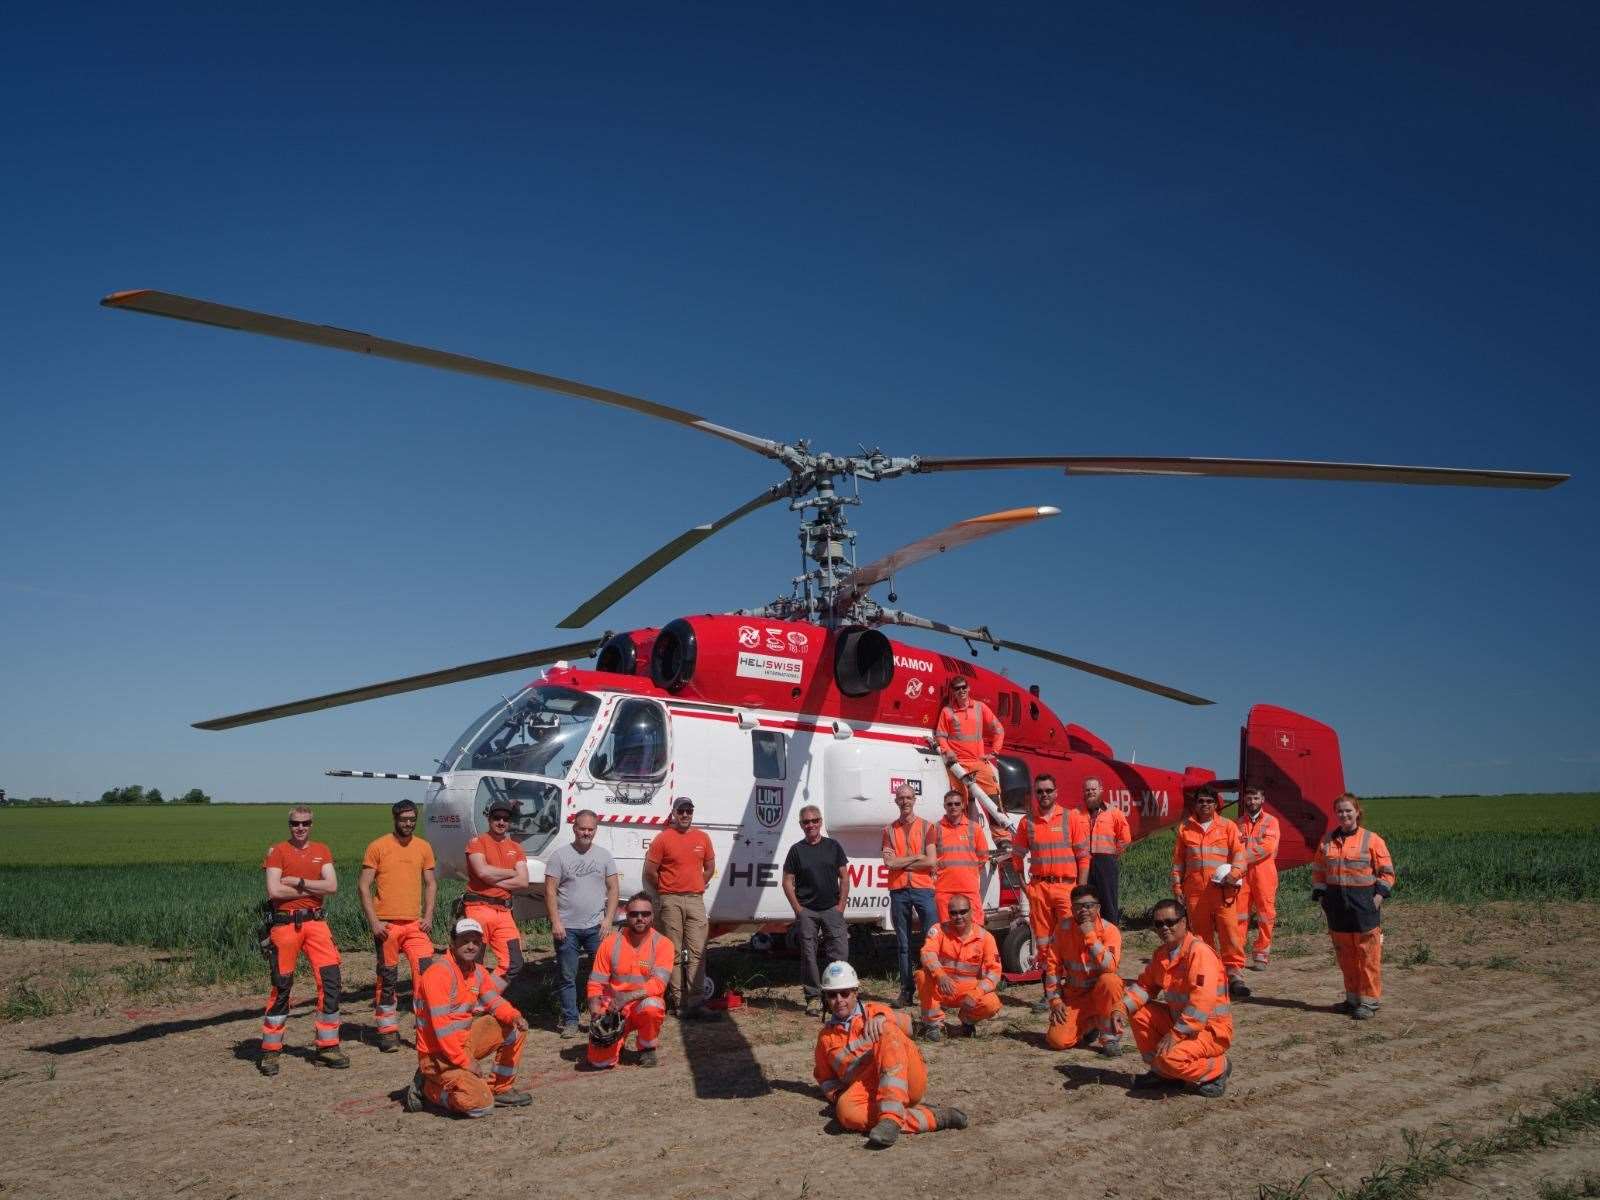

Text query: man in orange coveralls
(1009, 772), (1089, 1010)
(935, 676), (1004, 803)
(1043, 886), (1124, 1055)
(403, 918), (530, 1116)
(1121, 898), (1234, 1097)
(916, 894), (1002, 1041)
(1236, 785), (1281, 970)
(582, 892), (675, 1070)
(258, 805), (347, 1075)
(813, 960), (970, 1148)
(1172, 784), (1251, 998)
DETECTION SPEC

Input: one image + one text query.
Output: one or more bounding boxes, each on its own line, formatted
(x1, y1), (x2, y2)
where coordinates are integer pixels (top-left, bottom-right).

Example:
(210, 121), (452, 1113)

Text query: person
(463, 799), (530, 985)
(931, 788), (991, 923)
(258, 805), (347, 1074)
(881, 784), (938, 1008)
(915, 894), (1002, 1040)
(1009, 773), (1089, 1009)
(643, 796), (716, 1018)
(1236, 785), (1281, 970)
(1083, 778), (1132, 926)
(404, 918), (531, 1115)
(935, 677), (1004, 805)
(1171, 785), (1251, 998)
(583, 892), (675, 1069)
(358, 798), (438, 1052)
(1312, 793), (1395, 1020)
(813, 961), (970, 1147)
(783, 804), (851, 1016)
(1121, 898), (1233, 1097)
(1043, 886), (1124, 1055)
(545, 809), (620, 1038)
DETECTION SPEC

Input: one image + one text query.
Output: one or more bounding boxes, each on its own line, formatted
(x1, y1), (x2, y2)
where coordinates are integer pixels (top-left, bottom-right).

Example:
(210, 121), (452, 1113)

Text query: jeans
(889, 888), (937, 993)
(796, 907), (850, 999)
(554, 924), (602, 1025)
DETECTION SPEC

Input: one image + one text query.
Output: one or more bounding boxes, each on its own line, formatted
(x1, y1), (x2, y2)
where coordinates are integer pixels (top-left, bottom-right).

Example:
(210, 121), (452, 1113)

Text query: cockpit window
(589, 699), (669, 781)
(473, 777), (562, 857)
(443, 685), (601, 778)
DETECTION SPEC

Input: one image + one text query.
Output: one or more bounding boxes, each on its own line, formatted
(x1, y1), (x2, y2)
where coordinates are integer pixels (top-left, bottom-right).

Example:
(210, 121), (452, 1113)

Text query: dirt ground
(1, 903), (1597, 1200)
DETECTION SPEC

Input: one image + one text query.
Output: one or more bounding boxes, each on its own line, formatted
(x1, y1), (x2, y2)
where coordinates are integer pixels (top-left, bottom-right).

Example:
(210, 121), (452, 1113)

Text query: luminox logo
(754, 785), (784, 829)
(737, 625), (760, 648)
(904, 677), (924, 699)
(894, 654), (934, 674)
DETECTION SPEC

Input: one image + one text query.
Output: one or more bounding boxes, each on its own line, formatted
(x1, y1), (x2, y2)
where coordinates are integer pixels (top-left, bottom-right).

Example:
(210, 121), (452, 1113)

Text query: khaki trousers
(655, 891), (708, 1010)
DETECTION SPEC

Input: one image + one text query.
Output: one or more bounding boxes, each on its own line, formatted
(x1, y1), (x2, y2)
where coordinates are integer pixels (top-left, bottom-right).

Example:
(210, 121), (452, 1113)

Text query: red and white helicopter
(103, 290), (1568, 976)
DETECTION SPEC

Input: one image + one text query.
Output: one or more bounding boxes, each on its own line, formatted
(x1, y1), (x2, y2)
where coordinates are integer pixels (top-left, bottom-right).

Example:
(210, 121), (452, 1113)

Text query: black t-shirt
(783, 836), (848, 911)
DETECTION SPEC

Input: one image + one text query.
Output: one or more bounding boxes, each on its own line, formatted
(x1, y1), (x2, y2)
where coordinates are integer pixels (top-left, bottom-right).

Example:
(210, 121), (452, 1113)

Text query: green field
(1, 794), (1596, 1014)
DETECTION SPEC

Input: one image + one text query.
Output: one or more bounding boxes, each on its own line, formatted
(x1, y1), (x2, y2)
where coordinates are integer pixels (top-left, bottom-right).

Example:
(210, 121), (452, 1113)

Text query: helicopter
(101, 289), (1568, 977)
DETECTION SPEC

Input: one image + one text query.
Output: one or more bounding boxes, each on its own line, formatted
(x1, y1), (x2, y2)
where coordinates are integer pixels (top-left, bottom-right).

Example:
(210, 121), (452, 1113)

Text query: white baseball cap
(453, 917), (485, 938)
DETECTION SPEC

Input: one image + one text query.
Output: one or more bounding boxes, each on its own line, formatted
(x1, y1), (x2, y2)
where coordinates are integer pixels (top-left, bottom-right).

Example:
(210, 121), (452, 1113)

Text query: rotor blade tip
(1038, 506), (1061, 517)
(101, 289), (150, 308)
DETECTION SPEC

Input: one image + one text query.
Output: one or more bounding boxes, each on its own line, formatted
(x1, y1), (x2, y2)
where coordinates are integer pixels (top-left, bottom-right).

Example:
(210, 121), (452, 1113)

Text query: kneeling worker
(405, 918), (531, 1116)
(916, 895), (1002, 1040)
(813, 961), (969, 1148)
(1043, 886), (1124, 1055)
(584, 892), (675, 1070)
(1120, 898), (1233, 1097)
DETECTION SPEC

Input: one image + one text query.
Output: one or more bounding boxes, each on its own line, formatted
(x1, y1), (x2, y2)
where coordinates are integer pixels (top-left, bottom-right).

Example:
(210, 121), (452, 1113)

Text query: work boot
(803, 995), (823, 1018)
(1194, 1061), (1232, 1098)
(1130, 1070), (1174, 1092)
(1352, 1003), (1378, 1021)
(558, 1022), (576, 1040)
(1228, 975), (1252, 1000)
(315, 1046), (351, 1069)
(894, 989), (915, 1009)
(494, 1088), (532, 1107)
(1331, 998), (1356, 1014)
(639, 1049), (658, 1068)
(921, 1023), (945, 1043)
(1098, 1036), (1123, 1058)
(1250, 956), (1269, 972)
(866, 1118), (901, 1148)
(375, 1032), (401, 1054)
(959, 1021), (978, 1038)
(256, 1054), (280, 1077)
(402, 1072), (426, 1113)
(932, 1106), (970, 1131)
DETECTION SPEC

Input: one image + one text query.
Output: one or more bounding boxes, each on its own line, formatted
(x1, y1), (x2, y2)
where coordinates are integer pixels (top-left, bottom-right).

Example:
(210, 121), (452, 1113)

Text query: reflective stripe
(430, 1018), (473, 1038)
(936, 821), (982, 871)
(638, 997), (665, 1012)
(262, 1015), (287, 1028)
(493, 1063), (517, 1077)
(878, 1099), (906, 1115)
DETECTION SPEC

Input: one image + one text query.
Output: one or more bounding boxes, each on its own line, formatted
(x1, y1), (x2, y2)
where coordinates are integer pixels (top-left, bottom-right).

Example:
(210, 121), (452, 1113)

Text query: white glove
(1211, 863), (1232, 884)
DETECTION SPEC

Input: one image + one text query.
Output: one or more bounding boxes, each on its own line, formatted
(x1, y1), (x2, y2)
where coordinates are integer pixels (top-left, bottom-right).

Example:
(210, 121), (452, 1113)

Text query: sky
(2, 2), (1596, 804)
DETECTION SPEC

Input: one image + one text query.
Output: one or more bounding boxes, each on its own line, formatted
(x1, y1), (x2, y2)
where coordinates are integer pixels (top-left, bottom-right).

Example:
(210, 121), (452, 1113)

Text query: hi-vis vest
(587, 930), (674, 1008)
(1086, 805), (1131, 856)
(937, 702), (1002, 763)
(414, 956), (516, 1066)
(883, 817), (935, 890)
(1013, 807), (1088, 882)
(1238, 809), (1280, 870)
(933, 817), (986, 892)
(1171, 816), (1246, 891)
(1044, 917), (1122, 999)
(1313, 828), (1395, 891)
(919, 924), (1002, 994)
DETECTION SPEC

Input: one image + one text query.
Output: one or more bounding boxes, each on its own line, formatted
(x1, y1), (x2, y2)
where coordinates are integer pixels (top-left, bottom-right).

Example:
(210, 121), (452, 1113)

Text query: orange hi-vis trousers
(586, 995), (667, 1069)
(1184, 885), (1246, 973)
(420, 1014), (526, 1117)
(1238, 863), (1279, 964)
(261, 918), (341, 1054)
(1024, 881), (1075, 955)
(834, 1023), (940, 1135)
(463, 902), (524, 983)
(1045, 975), (1126, 1051)
(373, 920), (435, 1037)
(1331, 929), (1383, 1006)
(1129, 1004), (1229, 1085)
(915, 971), (1002, 1027)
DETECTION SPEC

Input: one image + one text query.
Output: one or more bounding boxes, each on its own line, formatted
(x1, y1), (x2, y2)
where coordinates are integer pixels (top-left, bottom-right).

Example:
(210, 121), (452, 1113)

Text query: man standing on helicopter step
(359, 798), (438, 1052)
(463, 799), (531, 988)
(935, 677), (1005, 816)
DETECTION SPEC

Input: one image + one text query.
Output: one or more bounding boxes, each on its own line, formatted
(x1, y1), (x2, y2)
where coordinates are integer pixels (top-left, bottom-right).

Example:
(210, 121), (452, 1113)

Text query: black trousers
(1089, 854), (1121, 926)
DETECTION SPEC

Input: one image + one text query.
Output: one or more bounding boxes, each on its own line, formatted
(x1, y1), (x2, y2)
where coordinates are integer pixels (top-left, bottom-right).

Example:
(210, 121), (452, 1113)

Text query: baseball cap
(672, 797), (695, 813)
(453, 918), (485, 938)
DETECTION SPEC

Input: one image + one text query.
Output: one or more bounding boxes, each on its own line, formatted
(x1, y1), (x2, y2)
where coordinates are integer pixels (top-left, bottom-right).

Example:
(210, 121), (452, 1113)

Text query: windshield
(442, 685), (601, 777)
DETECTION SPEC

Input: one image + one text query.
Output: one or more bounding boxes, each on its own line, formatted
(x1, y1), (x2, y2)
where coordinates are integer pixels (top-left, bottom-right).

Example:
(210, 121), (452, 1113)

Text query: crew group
(258, 678), (1396, 1142)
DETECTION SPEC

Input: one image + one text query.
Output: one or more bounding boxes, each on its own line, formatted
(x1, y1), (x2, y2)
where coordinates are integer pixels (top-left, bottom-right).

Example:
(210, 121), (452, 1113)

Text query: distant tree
(178, 788), (212, 805)
(99, 785), (146, 805)
(145, 788), (165, 805)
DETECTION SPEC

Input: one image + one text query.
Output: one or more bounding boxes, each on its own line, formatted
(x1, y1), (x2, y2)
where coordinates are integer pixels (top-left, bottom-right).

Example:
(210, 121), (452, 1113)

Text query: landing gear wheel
(1000, 922), (1035, 975)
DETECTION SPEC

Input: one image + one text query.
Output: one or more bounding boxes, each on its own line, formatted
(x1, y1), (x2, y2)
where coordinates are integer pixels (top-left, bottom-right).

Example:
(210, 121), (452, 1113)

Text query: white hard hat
(453, 917), (485, 938)
(819, 960), (860, 992)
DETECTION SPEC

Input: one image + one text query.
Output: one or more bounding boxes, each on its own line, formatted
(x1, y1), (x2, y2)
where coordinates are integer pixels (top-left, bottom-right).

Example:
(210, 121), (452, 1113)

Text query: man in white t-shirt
(544, 810), (620, 1038)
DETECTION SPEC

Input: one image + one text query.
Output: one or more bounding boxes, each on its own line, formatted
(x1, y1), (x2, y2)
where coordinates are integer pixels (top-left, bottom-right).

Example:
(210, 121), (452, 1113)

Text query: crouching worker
(1120, 898), (1233, 1097)
(1044, 886), (1124, 1055)
(813, 961), (969, 1148)
(916, 895), (1002, 1040)
(584, 892), (674, 1070)
(404, 918), (530, 1116)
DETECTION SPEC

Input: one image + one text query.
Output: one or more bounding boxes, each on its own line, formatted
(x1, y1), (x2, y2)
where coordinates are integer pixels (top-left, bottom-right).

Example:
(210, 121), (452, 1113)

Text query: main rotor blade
(558, 483), (791, 628)
(994, 638), (1214, 706)
(846, 505), (1060, 595)
(193, 638), (604, 731)
(913, 455), (1568, 489)
(101, 290), (781, 459)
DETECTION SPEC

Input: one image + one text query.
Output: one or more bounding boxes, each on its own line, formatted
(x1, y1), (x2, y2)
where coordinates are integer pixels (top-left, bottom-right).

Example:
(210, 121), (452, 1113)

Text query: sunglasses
(950, 684), (969, 691)
(288, 820), (312, 827)
(1152, 917), (1184, 929)
(799, 818), (822, 826)
(490, 812), (512, 820)
(944, 804), (963, 810)
(1035, 787), (1056, 795)
(948, 908), (972, 917)
(625, 910), (653, 919)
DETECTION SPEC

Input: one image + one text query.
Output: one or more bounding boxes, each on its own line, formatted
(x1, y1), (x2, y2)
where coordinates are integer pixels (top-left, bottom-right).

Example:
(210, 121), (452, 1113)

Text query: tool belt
(1031, 875), (1075, 884)
(463, 893), (513, 909)
(270, 908), (327, 927)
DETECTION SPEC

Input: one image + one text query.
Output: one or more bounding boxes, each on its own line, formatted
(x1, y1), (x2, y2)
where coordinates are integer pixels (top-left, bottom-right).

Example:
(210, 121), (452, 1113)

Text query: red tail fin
(1239, 705), (1346, 869)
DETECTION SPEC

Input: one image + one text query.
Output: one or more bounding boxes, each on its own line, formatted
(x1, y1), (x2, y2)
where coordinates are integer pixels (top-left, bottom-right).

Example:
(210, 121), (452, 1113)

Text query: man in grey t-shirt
(544, 810), (621, 1037)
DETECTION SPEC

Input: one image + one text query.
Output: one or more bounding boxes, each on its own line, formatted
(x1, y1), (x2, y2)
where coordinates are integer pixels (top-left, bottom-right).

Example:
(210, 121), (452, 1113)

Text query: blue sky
(2, 2), (1595, 804)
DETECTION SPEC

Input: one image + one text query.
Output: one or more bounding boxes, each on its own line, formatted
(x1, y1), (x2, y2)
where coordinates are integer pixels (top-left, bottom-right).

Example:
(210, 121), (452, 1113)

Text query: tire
(1000, 922), (1035, 975)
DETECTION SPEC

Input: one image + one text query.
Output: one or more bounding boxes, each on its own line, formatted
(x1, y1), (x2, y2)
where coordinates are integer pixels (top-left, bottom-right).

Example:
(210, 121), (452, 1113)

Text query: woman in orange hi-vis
(1312, 794), (1395, 1021)
(1171, 785), (1250, 997)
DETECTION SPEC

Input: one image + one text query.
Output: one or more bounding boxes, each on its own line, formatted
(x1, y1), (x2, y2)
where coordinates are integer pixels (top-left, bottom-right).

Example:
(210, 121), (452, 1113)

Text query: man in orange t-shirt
(359, 798), (438, 1051)
(258, 805), (347, 1074)
(463, 799), (529, 986)
(643, 797), (716, 1018)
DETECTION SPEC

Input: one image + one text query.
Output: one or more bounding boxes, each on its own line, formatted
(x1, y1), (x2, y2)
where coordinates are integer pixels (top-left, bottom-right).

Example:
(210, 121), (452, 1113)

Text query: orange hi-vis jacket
(936, 700), (1003, 766)
(1238, 808), (1280, 872)
(1313, 827), (1395, 934)
(881, 816), (936, 890)
(414, 954), (519, 1071)
(814, 1000), (909, 1100)
(1123, 931), (1233, 1045)
(586, 929), (674, 1007)
(919, 922), (1002, 995)
(1043, 916), (1122, 1001)
(1010, 806), (1090, 883)
(1171, 815), (1246, 893)
(1086, 804), (1132, 857)
(931, 815), (990, 896)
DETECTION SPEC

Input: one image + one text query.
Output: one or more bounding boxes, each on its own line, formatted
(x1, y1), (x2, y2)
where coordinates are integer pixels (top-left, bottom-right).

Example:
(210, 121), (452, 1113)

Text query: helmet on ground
(820, 961), (860, 993)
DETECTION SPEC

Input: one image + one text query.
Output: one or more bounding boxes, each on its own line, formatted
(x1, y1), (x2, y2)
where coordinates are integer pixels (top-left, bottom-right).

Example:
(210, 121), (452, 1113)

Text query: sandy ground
(1, 903), (1597, 1200)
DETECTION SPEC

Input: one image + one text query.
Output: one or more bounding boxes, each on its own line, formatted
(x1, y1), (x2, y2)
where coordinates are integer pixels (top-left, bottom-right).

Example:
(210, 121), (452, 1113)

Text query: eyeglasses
(1073, 901), (1099, 911)
(947, 907), (971, 917)
(288, 820), (312, 827)
(1152, 917), (1184, 929)
(625, 910), (653, 919)
(799, 818), (822, 826)
(1035, 787), (1056, 795)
